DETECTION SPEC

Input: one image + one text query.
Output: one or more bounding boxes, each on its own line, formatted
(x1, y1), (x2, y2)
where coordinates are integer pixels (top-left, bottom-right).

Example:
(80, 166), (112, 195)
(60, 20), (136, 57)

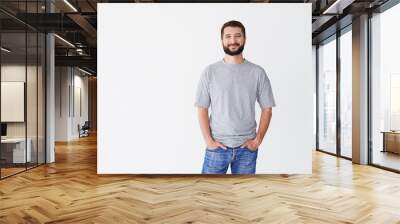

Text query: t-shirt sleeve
(257, 68), (276, 109)
(194, 67), (211, 108)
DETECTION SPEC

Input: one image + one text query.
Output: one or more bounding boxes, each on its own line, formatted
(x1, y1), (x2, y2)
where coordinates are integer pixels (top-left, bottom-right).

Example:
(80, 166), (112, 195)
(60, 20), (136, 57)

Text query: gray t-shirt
(194, 58), (276, 148)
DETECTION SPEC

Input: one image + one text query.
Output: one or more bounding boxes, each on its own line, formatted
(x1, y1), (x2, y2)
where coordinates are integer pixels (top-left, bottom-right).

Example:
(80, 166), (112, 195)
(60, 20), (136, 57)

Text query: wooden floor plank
(0, 134), (400, 223)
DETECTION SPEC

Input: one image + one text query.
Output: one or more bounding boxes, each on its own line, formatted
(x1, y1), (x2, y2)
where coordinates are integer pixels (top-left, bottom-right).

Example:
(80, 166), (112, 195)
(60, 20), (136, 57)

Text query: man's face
(221, 26), (246, 56)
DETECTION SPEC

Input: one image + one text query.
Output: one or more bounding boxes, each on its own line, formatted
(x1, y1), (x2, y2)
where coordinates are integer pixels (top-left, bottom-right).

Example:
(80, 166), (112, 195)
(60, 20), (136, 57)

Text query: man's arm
(241, 107), (272, 150)
(197, 108), (227, 149)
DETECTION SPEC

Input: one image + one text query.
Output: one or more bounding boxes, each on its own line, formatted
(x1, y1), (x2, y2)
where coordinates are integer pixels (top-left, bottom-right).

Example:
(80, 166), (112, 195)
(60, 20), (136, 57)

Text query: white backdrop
(98, 3), (313, 174)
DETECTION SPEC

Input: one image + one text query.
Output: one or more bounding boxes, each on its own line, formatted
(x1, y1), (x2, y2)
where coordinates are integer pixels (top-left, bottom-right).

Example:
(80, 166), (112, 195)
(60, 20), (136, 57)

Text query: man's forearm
(197, 108), (214, 145)
(255, 108), (273, 144)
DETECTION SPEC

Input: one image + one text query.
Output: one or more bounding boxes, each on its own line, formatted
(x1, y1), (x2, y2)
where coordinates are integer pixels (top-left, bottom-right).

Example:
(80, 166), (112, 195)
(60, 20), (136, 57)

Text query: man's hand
(240, 138), (261, 151)
(207, 140), (227, 150)
(241, 107), (272, 151)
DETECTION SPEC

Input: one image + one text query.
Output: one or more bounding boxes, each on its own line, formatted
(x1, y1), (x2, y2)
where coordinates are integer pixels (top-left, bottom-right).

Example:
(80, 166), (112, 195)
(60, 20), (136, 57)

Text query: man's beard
(223, 43), (244, 56)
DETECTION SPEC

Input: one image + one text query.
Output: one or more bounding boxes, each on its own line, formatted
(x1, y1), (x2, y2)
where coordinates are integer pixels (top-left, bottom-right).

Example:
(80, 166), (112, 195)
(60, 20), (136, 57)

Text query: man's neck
(223, 54), (244, 64)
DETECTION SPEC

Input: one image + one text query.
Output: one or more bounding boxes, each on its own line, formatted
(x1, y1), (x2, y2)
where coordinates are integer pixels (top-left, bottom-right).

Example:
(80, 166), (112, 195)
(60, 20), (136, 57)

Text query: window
(318, 36), (337, 154)
(0, 1), (47, 179)
(339, 29), (352, 158)
(370, 3), (400, 171)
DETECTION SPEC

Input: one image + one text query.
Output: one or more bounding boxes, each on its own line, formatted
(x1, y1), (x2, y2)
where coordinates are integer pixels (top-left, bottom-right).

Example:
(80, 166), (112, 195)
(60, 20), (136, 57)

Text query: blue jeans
(201, 146), (258, 174)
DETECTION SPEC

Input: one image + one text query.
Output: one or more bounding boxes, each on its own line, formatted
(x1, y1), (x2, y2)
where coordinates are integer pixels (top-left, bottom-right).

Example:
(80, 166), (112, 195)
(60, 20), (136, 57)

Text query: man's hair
(220, 20), (246, 39)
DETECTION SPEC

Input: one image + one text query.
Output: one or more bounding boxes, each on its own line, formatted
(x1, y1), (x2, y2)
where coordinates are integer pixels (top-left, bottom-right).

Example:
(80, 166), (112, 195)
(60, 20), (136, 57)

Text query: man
(194, 20), (276, 174)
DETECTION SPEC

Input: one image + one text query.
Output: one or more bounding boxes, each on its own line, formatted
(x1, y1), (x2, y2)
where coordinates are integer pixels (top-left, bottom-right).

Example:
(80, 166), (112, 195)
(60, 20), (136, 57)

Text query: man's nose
(228, 38), (236, 44)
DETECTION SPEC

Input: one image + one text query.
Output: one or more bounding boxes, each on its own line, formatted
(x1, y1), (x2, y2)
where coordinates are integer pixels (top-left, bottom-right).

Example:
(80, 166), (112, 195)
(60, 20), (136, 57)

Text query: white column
(46, 1), (56, 163)
(352, 14), (369, 164)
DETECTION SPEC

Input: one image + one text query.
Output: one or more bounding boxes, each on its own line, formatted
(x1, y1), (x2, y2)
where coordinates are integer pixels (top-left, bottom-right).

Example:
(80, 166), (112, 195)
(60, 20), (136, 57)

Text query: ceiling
(0, 0), (394, 75)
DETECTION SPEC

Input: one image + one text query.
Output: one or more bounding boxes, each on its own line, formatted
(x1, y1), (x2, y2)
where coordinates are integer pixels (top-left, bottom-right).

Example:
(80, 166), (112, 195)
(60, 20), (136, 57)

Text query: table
(1, 138), (32, 164)
(381, 131), (400, 154)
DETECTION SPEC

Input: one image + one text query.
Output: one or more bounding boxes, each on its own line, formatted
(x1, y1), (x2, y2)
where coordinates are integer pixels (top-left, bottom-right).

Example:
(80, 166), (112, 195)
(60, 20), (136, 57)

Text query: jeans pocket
(206, 146), (221, 151)
(243, 147), (258, 153)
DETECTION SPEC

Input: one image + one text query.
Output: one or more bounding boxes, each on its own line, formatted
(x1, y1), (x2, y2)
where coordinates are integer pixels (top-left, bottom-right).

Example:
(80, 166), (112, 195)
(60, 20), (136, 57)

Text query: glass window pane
(371, 4), (400, 171)
(0, 1), (46, 179)
(26, 0), (39, 170)
(38, 32), (45, 165)
(340, 29), (352, 158)
(27, 31), (38, 169)
(318, 37), (337, 154)
(1, 32), (27, 177)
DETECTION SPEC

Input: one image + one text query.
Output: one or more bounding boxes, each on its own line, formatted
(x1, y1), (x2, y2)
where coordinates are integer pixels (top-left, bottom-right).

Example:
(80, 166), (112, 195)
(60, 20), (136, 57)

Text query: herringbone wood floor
(1, 134), (400, 224)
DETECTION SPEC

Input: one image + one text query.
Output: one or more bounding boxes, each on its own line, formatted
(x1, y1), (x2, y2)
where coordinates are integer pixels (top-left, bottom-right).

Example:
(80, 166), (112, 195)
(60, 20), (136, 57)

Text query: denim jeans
(201, 146), (258, 174)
